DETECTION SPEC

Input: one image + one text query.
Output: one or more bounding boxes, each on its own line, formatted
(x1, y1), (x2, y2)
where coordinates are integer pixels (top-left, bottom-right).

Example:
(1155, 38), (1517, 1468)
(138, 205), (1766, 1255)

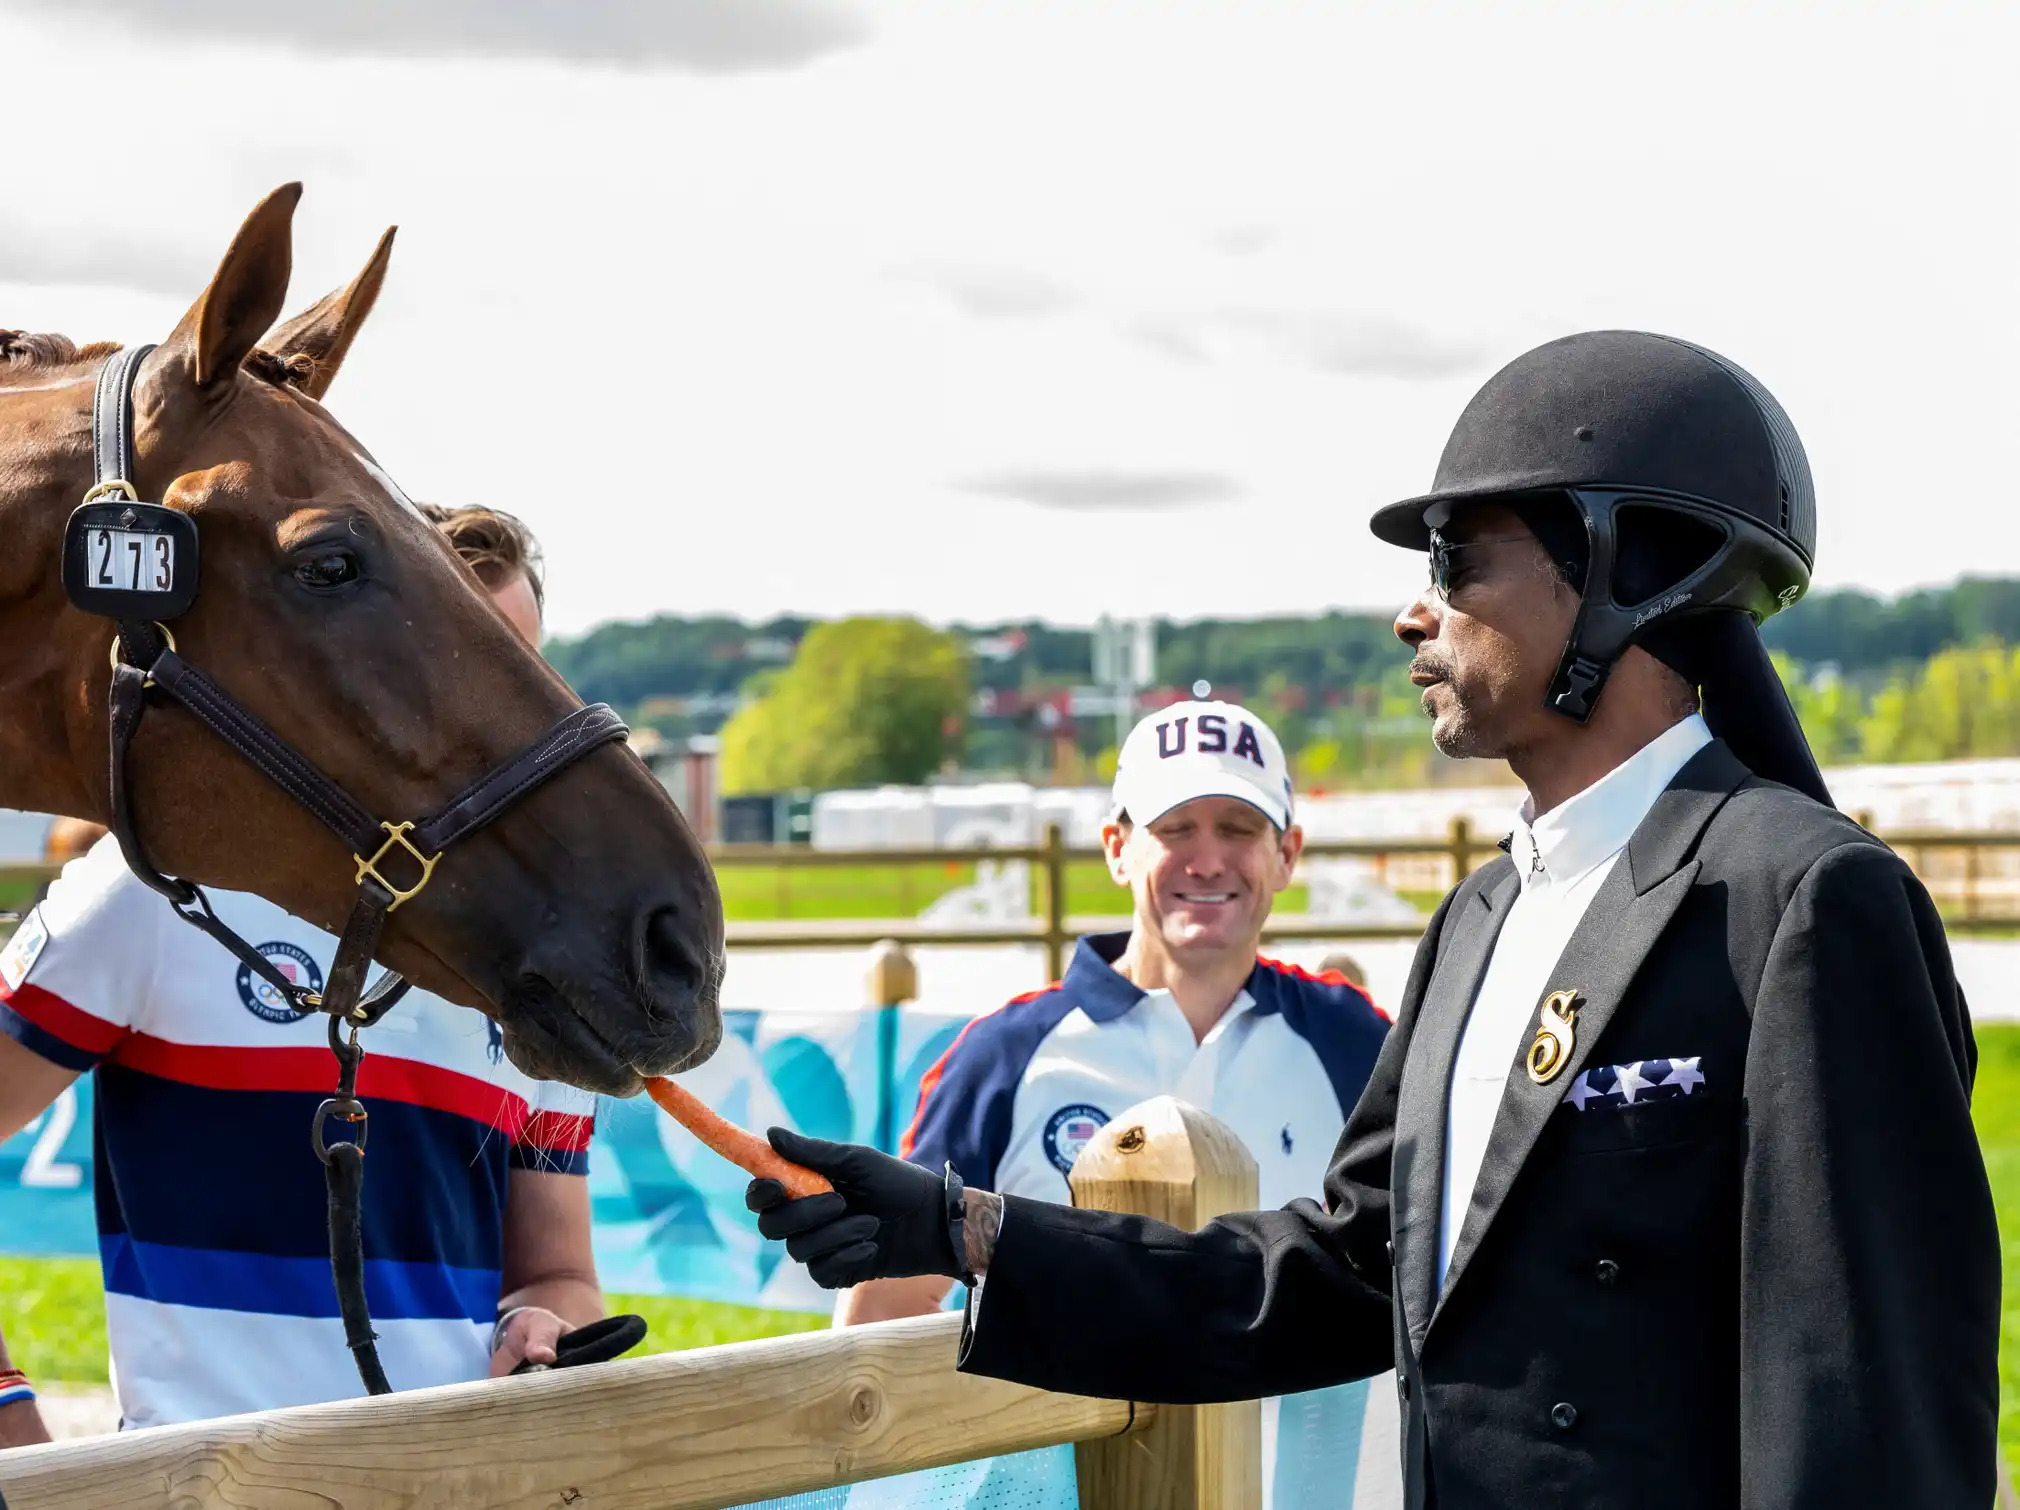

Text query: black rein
(86, 344), (630, 1394)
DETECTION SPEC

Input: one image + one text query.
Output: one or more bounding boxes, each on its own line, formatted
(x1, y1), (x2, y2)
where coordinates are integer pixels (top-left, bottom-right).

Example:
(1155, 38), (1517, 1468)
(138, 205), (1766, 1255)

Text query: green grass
(1973, 1024), (2020, 1468)
(713, 860), (1307, 922)
(0, 1254), (825, 1385)
(0, 1256), (108, 1383)
(617, 1292), (829, 1352)
(715, 861), (970, 920)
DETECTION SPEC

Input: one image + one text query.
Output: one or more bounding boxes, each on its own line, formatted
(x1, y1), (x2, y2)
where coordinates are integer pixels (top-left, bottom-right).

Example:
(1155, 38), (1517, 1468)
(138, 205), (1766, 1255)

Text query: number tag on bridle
(62, 497), (200, 620)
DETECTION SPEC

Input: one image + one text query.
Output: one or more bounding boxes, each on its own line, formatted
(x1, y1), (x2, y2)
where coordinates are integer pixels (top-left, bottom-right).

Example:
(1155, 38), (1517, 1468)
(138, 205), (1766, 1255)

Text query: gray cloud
(1232, 310), (1487, 379)
(12, 0), (869, 73)
(0, 157), (356, 300)
(1126, 317), (1211, 364)
(1207, 226), (1279, 256)
(961, 469), (1242, 510)
(0, 217), (221, 298)
(907, 266), (1079, 321)
(1131, 307), (1487, 381)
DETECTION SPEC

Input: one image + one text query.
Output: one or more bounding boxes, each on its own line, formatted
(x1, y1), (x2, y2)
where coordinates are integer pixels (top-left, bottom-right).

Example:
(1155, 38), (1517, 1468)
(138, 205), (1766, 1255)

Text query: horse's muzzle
(495, 896), (724, 1096)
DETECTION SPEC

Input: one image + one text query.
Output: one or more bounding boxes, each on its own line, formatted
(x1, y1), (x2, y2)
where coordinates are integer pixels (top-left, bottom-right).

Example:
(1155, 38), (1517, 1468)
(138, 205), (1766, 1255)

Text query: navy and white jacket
(902, 931), (1390, 1210)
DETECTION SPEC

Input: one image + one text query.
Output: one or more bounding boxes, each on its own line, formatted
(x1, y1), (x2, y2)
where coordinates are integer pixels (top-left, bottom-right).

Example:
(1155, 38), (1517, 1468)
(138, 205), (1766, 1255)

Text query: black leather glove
(744, 1127), (971, 1290)
(508, 1313), (649, 1375)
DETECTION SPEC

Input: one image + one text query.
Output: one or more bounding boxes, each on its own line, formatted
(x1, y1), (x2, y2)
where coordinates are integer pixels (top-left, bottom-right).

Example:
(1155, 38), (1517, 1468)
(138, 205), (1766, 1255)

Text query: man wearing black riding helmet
(746, 332), (1999, 1509)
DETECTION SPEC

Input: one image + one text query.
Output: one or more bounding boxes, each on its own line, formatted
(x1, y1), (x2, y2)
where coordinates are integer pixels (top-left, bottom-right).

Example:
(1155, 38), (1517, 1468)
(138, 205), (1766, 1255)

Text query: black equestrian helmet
(1371, 329), (1814, 563)
(1371, 330), (1816, 726)
(1371, 330), (1834, 805)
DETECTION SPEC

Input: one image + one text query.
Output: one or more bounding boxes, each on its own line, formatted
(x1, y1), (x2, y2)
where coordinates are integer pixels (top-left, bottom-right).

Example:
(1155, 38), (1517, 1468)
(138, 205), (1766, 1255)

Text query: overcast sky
(2, 0), (2013, 638)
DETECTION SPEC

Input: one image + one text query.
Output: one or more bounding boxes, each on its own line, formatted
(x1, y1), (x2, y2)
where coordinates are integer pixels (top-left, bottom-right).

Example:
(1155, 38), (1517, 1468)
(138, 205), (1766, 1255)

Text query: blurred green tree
(719, 618), (970, 794)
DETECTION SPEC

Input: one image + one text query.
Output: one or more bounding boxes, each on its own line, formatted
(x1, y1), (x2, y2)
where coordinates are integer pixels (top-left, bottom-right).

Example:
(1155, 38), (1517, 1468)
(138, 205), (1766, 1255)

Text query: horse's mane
(0, 331), (119, 386)
(0, 330), (315, 392)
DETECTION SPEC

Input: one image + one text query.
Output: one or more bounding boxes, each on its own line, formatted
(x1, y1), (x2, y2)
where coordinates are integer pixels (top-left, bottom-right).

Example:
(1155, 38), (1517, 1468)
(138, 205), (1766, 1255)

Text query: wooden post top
(1069, 1096), (1262, 1510)
(1069, 1096), (1258, 1230)
(864, 938), (917, 1007)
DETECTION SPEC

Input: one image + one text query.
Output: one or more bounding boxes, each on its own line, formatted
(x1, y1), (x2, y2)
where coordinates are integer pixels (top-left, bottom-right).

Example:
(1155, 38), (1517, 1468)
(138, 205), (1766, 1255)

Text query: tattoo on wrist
(964, 1190), (1002, 1275)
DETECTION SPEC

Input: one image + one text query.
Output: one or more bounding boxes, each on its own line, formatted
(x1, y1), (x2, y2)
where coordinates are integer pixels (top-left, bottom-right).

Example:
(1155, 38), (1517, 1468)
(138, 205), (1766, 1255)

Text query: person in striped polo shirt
(0, 505), (609, 1438)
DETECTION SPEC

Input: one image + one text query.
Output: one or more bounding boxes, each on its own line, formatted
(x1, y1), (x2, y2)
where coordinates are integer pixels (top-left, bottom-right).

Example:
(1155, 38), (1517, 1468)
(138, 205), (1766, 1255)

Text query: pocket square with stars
(1561, 1057), (1706, 1112)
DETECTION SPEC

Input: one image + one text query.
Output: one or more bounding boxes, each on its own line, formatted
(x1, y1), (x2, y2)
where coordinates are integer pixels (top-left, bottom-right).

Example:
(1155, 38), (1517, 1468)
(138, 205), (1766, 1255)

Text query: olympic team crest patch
(1044, 1103), (1111, 1174)
(236, 942), (324, 1024)
(0, 907), (49, 992)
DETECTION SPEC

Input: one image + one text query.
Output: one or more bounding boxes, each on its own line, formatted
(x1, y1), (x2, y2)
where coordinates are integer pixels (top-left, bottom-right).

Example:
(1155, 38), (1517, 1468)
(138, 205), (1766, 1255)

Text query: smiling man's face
(1104, 795), (1302, 961)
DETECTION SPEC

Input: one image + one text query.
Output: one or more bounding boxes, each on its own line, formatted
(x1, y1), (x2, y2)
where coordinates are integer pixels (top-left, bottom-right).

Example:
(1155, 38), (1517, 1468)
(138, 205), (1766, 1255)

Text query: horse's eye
(295, 551), (360, 589)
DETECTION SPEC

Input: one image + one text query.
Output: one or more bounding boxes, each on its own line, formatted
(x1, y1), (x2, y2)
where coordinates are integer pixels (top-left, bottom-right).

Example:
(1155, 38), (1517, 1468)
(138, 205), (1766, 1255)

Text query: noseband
(68, 344), (631, 1394)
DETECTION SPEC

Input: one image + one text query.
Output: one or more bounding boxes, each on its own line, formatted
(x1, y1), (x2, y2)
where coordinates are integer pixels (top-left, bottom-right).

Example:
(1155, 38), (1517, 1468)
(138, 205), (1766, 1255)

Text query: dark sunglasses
(1427, 530), (1534, 598)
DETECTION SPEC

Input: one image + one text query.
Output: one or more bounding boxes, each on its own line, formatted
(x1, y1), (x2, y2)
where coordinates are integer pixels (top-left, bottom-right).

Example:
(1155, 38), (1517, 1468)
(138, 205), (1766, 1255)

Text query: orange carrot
(645, 1076), (834, 1197)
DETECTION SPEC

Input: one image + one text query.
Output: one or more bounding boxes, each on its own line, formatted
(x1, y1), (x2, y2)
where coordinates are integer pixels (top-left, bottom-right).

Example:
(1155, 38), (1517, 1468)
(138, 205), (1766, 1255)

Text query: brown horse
(0, 184), (723, 1095)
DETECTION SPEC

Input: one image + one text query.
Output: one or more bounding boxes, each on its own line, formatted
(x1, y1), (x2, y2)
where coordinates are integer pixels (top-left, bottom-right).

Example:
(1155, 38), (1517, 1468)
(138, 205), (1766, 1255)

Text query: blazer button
(1595, 1258), (1621, 1287)
(1550, 1402), (1578, 1431)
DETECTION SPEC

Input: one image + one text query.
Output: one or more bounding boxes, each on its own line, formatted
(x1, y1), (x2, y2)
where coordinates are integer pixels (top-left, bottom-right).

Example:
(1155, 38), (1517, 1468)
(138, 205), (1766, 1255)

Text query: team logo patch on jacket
(0, 906), (49, 991)
(1561, 1057), (1705, 1111)
(236, 942), (324, 1024)
(1044, 1103), (1111, 1174)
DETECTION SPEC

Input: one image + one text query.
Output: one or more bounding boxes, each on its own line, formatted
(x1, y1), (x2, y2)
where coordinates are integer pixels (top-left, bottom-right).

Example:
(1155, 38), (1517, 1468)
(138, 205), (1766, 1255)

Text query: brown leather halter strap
(88, 345), (629, 1395)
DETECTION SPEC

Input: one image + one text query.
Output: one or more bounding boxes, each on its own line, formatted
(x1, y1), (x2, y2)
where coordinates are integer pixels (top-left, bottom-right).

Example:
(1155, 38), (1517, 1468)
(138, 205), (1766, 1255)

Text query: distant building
(642, 736), (721, 844)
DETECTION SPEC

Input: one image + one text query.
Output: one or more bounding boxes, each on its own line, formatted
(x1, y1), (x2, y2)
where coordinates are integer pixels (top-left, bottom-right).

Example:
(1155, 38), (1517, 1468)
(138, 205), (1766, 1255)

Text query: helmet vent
(1612, 504), (1726, 607)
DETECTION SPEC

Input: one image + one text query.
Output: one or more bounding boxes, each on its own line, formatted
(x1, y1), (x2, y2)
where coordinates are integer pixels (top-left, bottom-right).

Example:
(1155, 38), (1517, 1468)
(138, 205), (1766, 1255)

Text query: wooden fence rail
(714, 817), (2020, 970)
(0, 1097), (1259, 1510)
(0, 1315), (1132, 1510)
(8, 815), (2020, 983)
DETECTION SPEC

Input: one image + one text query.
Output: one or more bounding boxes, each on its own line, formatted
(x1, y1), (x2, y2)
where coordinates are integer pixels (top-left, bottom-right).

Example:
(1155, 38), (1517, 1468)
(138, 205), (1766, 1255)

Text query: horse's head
(0, 185), (723, 1094)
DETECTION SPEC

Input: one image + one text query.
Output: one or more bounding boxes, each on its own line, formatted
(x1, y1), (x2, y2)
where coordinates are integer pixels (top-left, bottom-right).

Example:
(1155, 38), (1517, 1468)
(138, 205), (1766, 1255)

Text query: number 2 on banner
(20, 1086), (82, 1190)
(91, 527), (174, 592)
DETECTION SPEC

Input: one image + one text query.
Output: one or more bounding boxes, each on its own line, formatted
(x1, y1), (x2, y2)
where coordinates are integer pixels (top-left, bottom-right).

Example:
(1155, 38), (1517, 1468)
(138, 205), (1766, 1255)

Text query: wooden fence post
(866, 940), (918, 1153)
(1070, 1097), (1262, 1510)
(1042, 822), (1068, 983)
(1447, 815), (1474, 887)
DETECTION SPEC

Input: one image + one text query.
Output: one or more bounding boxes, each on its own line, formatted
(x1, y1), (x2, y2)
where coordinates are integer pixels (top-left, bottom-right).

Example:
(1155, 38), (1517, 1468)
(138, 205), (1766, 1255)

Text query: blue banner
(0, 1003), (1397, 1508)
(0, 1076), (95, 1258)
(0, 1005), (972, 1308)
(587, 1004), (967, 1311)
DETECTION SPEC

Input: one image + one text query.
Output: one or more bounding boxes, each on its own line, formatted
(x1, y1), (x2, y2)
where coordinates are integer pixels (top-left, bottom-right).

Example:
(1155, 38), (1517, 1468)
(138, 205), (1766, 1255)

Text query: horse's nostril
(639, 904), (706, 1009)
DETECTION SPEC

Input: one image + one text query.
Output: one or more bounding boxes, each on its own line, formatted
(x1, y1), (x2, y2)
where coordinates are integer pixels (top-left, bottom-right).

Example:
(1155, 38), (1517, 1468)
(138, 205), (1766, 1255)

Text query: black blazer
(958, 742), (1999, 1509)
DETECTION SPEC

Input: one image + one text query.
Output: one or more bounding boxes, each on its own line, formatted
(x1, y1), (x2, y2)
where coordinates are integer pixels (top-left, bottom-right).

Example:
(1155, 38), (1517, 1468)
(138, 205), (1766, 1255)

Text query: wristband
(491, 1306), (535, 1354)
(0, 1369), (34, 1408)
(943, 1162), (974, 1286)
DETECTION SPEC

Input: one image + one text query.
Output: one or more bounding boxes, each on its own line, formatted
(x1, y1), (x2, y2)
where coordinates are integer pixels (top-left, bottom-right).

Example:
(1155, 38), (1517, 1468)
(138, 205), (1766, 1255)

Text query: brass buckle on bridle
(81, 478), (140, 505)
(352, 821), (439, 911)
(108, 621), (176, 691)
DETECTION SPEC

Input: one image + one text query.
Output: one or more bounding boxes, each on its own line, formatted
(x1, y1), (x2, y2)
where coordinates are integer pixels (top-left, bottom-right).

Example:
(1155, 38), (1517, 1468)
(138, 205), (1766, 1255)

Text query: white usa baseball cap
(1112, 701), (1295, 830)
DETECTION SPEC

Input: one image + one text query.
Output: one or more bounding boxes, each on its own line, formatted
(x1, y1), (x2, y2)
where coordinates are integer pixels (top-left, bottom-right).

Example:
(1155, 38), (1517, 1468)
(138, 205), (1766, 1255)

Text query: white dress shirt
(1437, 714), (1713, 1292)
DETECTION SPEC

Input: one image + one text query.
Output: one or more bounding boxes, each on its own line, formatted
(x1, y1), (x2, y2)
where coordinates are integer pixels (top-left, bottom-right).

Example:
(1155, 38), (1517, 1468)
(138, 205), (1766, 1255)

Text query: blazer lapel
(1428, 739), (1751, 1330)
(1392, 861), (1519, 1347)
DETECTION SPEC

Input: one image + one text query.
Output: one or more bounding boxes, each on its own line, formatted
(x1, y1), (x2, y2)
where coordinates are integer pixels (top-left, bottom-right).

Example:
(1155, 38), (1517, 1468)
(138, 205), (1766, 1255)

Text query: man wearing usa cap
(836, 701), (1398, 1507)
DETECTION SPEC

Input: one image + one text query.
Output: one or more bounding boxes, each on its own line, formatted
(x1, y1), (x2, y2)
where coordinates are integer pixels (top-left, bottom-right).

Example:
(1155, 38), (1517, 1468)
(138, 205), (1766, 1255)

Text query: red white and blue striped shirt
(0, 837), (594, 1427)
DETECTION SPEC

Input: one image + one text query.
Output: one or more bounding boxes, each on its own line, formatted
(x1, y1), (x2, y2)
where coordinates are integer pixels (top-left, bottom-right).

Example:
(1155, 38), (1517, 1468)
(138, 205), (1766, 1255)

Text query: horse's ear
(258, 225), (395, 401)
(160, 183), (301, 391)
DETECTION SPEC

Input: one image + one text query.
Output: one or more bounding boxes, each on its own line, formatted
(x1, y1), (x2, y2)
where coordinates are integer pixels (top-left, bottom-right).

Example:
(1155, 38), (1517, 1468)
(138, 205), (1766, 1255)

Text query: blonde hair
(418, 503), (545, 613)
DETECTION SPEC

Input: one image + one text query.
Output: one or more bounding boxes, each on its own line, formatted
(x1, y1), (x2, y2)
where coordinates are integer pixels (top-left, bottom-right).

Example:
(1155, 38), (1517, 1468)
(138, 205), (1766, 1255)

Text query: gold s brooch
(1526, 989), (1581, 1085)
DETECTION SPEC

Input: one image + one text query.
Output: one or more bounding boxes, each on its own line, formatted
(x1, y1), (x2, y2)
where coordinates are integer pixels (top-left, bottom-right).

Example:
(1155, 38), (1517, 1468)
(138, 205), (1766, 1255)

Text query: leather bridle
(74, 344), (630, 1394)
